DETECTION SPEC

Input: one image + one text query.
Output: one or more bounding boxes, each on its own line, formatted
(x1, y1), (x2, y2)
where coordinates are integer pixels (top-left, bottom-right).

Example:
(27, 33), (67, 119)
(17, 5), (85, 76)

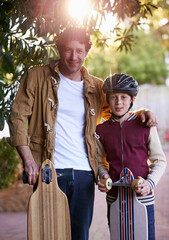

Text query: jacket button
(90, 108), (95, 116)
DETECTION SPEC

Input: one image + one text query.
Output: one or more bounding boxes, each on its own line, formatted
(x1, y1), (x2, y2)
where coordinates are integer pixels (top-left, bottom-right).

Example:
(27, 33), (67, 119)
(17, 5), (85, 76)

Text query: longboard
(109, 168), (148, 240)
(27, 159), (71, 240)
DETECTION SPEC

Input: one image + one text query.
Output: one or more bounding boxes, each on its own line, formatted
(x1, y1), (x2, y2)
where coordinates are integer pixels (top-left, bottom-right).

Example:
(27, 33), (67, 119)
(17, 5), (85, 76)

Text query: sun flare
(68, 0), (92, 24)
(67, 0), (118, 36)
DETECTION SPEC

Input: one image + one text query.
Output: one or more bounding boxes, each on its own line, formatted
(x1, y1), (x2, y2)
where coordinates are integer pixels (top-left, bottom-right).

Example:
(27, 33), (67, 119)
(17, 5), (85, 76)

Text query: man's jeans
(56, 169), (95, 240)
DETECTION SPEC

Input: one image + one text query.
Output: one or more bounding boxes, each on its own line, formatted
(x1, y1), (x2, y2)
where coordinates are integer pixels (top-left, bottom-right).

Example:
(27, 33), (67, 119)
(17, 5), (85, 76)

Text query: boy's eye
(110, 96), (115, 99)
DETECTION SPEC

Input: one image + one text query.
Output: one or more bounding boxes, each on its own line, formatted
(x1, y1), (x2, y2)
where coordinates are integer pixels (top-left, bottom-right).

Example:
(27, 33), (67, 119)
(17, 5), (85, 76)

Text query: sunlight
(68, 0), (93, 24)
(67, 0), (118, 35)
(100, 13), (118, 35)
(159, 18), (168, 27)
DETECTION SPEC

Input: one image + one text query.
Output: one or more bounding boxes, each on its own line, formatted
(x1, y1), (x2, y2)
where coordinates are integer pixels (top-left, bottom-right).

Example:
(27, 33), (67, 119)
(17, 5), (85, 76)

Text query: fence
(133, 84), (169, 145)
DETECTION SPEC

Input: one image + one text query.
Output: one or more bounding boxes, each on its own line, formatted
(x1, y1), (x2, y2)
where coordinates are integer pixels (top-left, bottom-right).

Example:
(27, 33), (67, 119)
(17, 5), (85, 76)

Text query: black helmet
(103, 73), (138, 99)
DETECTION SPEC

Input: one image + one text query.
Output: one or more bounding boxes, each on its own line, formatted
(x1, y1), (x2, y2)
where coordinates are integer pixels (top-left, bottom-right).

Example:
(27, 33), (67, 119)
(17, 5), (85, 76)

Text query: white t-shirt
(53, 72), (92, 171)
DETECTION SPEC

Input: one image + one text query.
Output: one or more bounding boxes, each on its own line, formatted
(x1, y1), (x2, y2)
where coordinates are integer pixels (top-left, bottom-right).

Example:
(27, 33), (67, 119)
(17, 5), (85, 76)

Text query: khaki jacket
(7, 60), (110, 181)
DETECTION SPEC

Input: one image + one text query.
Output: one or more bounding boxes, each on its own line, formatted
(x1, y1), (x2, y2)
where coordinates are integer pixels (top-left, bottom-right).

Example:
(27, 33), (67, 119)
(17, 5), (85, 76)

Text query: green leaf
(0, 81), (5, 101)
(0, 112), (5, 131)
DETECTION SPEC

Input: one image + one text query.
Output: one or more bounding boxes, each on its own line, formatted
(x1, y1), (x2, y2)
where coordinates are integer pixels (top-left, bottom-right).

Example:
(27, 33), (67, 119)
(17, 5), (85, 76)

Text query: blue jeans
(147, 205), (155, 240)
(107, 204), (155, 240)
(56, 169), (95, 240)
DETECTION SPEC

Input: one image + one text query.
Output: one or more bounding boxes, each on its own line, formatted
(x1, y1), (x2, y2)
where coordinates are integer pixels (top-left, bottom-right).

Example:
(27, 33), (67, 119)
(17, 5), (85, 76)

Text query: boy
(95, 73), (166, 240)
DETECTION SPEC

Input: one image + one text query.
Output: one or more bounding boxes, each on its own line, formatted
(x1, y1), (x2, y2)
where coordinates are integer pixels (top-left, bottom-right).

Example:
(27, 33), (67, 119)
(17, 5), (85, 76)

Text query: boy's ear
(133, 96), (136, 102)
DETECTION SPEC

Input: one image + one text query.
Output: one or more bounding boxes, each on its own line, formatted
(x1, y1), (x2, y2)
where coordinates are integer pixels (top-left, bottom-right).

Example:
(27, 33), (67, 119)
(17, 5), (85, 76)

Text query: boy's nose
(116, 97), (121, 104)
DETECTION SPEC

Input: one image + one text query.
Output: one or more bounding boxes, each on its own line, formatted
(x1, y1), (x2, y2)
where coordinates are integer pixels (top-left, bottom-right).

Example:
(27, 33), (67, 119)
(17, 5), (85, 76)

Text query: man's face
(58, 40), (88, 74)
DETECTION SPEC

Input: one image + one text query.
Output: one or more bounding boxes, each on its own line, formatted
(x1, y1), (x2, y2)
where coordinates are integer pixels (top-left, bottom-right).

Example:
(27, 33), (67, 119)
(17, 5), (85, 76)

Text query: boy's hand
(134, 176), (151, 196)
(98, 174), (110, 192)
(140, 110), (158, 127)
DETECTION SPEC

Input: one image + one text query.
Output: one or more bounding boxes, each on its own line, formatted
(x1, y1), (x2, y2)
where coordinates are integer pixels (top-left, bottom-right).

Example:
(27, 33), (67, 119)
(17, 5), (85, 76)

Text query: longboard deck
(27, 159), (71, 240)
(110, 168), (148, 240)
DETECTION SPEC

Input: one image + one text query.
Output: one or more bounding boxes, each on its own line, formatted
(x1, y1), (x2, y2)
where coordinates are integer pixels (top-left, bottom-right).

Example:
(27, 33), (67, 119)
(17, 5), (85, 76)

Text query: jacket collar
(81, 66), (96, 94)
(48, 60), (96, 93)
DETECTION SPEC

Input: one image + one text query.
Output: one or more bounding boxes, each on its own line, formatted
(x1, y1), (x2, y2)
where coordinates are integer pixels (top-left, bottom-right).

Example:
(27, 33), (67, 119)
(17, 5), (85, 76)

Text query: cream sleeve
(147, 126), (167, 189)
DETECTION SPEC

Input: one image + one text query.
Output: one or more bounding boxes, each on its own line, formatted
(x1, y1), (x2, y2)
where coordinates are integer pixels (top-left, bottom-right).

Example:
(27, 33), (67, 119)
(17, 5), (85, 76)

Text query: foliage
(115, 30), (168, 85)
(0, 138), (20, 189)
(0, 0), (167, 130)
(85, 30), (168, 84)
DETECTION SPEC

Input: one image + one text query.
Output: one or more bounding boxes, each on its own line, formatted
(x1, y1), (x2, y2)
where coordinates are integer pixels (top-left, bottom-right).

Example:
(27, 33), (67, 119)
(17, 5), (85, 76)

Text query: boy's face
(58, 40), (88, 75)
(109, 92), (132, 117)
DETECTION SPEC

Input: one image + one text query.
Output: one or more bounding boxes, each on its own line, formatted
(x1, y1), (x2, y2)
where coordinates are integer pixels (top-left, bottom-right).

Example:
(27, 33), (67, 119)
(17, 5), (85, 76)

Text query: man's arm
(95, 132), (110, 192)
(7, 69), (40, 185)
(16, 145), (40, 185)
(134, 109), (158, 127)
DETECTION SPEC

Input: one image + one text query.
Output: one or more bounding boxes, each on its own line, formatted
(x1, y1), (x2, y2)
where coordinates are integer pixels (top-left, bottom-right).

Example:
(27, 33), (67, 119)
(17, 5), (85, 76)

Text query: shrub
(0, 138), (20, 189)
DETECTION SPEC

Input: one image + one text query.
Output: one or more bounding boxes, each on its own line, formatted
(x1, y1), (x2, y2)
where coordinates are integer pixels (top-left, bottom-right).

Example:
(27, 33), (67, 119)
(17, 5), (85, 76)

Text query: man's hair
(55, 27), (92, 53)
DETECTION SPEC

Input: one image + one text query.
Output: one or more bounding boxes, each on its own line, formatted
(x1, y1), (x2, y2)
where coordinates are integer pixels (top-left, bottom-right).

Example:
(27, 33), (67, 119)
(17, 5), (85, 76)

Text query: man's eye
(77, 50), (83, 53)
(65, 49), (71, 52)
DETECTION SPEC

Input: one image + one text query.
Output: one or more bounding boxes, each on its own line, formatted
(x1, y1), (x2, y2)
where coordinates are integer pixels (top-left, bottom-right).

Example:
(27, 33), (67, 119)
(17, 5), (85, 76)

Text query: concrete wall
(132, 85), (169, 145)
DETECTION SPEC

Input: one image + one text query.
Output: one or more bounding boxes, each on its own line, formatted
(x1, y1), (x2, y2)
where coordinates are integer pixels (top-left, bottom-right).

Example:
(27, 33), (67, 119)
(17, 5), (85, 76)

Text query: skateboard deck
(27, 159), (71, 240)
(110, 168), (148, 240)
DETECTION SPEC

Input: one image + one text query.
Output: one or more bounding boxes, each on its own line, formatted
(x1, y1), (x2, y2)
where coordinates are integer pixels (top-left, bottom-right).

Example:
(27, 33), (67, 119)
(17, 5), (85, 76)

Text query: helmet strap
(111, 111), (129, 119)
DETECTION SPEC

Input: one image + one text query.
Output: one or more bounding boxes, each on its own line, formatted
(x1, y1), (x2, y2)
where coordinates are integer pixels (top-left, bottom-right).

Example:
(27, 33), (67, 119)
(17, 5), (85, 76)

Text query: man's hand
(24, 159), (40, 185)
(16, 145), (40, 185)
(140, 110), (158, 127)
(98, 174), (110, 192)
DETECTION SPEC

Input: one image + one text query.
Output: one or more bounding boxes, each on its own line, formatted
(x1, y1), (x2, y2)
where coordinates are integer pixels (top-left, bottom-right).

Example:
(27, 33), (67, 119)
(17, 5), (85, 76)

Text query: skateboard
(27, 159), (71, 240)
(102, 168), (148, 240)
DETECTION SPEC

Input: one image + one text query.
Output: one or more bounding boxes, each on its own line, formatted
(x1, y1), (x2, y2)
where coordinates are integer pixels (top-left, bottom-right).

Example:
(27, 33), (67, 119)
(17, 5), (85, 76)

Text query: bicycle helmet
(103, 73), (138, 103)
(103, 73), (138, 118)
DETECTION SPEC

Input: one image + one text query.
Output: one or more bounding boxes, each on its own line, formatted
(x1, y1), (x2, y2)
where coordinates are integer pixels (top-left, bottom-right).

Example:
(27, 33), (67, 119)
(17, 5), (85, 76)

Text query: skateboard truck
(101, 173), (143, 190)
(113, 174), (131, 187)
(42, 164), (52, 184)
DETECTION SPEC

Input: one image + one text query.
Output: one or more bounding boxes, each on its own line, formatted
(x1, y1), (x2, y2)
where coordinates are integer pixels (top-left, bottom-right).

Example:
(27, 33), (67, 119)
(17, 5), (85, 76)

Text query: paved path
(0, 146), (169, 240)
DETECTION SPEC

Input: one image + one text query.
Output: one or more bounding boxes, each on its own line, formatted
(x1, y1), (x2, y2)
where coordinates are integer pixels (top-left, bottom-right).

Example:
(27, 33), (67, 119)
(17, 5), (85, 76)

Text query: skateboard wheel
(101, 178), (113, 190)
(131, 178), (143, 191)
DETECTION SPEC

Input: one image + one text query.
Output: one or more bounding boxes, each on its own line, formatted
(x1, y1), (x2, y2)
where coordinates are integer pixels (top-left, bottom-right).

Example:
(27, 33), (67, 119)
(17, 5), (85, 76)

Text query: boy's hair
(55, 27), (92, 53)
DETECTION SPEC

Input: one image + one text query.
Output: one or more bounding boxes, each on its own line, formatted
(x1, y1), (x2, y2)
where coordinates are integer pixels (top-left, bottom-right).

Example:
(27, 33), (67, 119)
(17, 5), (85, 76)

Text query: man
(7, 27), (157, 240)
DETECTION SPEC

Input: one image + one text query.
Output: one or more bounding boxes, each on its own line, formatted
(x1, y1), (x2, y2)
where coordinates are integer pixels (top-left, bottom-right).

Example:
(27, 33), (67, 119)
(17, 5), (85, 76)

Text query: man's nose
(71, 50), (77, 59)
